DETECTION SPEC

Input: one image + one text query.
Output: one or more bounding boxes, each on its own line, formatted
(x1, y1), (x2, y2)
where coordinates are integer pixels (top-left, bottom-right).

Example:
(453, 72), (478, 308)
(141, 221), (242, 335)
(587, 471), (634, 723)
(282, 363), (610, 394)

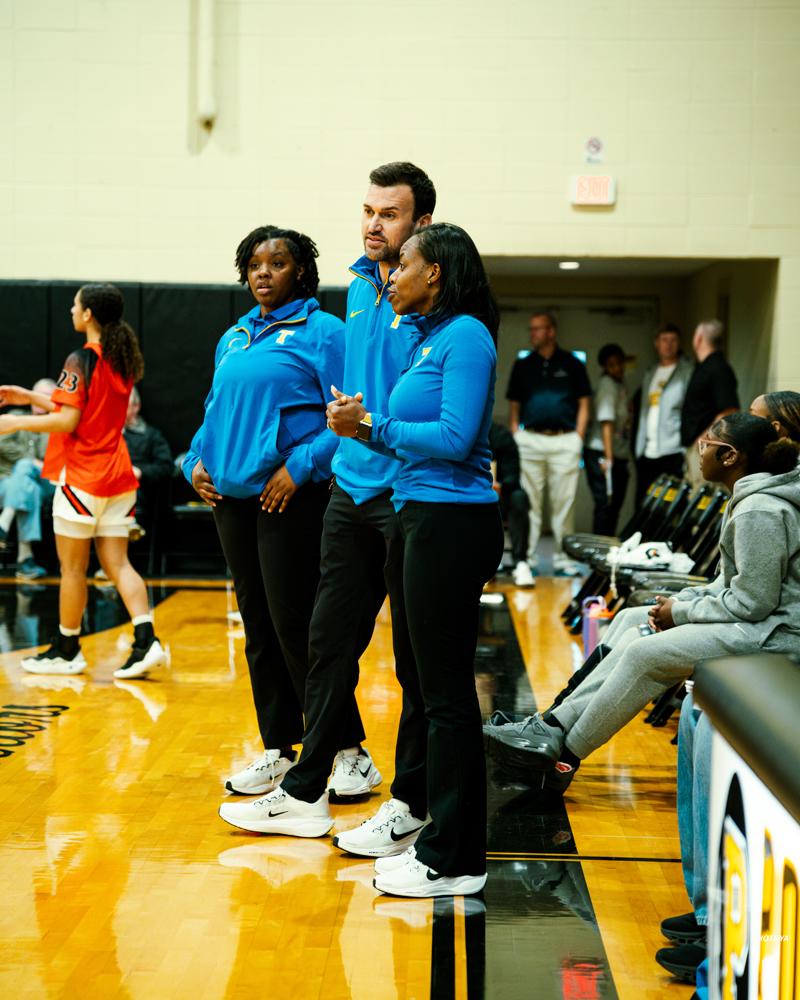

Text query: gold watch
(356, 412), (372, 442)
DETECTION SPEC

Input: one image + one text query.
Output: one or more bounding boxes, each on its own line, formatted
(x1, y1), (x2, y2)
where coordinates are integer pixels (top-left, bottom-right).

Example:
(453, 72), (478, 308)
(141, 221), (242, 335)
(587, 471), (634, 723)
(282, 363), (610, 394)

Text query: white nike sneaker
(332, 798), (429, 857)
(113, 639), (167, 679)
(218, 786), (333, 837)
(374, 846), (416, 874)
(21, 641), (87, 675)
(326, 747), (383, 797)
(224, 749), (295, 795)
(512, 561), (536, 587)
(373, 858), (487, 898)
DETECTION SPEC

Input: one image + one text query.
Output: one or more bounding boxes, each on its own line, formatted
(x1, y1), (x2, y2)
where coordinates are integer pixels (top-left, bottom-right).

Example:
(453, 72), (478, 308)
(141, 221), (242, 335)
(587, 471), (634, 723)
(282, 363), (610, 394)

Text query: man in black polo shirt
(507, 312), (591, 575)
(680, 319), (739, 491)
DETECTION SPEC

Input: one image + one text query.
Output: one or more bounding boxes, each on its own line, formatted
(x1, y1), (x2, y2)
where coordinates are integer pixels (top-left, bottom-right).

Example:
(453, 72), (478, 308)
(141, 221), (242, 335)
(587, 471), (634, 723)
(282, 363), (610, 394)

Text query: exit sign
(570, 175), (617, 205)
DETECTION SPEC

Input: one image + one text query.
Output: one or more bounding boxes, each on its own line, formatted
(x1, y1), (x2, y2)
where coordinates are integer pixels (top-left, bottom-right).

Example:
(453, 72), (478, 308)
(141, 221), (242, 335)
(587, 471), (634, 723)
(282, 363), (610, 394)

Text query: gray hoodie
(671, 468), (800, 652)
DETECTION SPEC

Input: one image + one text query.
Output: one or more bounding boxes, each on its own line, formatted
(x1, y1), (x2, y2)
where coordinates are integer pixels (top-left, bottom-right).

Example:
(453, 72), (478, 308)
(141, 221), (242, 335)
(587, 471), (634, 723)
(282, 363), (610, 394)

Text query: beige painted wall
(2, 0), (800, 383)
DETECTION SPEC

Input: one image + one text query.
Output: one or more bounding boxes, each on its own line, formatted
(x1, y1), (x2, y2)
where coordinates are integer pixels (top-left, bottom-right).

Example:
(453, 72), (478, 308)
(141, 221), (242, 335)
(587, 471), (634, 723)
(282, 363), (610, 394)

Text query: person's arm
(509, 400), (521, 435)
(601, 421), (615, 466)
(576, 396), (591, 440)
(0, 385), (56, 413)
(671, 511), (786, 626)
(0, 406), (80, 436)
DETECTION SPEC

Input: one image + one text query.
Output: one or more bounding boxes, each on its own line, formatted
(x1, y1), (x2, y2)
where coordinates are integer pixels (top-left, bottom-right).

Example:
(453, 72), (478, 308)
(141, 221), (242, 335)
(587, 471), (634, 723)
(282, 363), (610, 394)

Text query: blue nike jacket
(369, 312), (498, 510)
(183, 297), (343, 498)
(331, 255), (425, 504)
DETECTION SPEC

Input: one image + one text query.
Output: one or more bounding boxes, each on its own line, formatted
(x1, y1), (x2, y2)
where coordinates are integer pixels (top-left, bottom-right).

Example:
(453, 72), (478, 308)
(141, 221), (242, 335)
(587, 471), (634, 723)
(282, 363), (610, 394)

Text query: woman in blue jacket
(329, 223), (504, 897)
(184, 225), (364, 801)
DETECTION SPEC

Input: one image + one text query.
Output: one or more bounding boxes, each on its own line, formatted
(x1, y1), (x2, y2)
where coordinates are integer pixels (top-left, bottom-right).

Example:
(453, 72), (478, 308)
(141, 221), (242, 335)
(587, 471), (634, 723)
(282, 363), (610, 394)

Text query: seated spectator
(483, 413), (800, 788)
(121, 386), (172, 535)
(488, 422), (532, 586)
(0, 378), (57, 579)
(750, 390), (800, 443)
(633, 324), (693, 505)
(584, 344), (633, 536)
(654, 689), (710, 983)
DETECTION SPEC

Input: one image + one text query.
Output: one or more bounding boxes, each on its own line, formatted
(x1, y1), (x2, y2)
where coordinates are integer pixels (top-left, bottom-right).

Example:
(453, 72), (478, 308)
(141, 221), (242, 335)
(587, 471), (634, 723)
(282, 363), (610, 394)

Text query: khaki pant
(514, 429), (583, 562)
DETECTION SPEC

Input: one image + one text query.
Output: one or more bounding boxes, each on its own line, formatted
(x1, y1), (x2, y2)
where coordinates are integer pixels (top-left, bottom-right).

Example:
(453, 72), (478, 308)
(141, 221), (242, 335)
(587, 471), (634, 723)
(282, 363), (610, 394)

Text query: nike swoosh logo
(359, 765), (372, 777)
(349, 309), (364, 318)
(268, 809), (288, 817)
(390, 824), (423, 842)
(425, 869), (443, 882)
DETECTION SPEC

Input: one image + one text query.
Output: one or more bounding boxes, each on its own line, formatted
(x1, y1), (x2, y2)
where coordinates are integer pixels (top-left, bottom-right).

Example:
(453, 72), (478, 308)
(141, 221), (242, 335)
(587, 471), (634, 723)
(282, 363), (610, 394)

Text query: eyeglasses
(697, 436), (738, 458)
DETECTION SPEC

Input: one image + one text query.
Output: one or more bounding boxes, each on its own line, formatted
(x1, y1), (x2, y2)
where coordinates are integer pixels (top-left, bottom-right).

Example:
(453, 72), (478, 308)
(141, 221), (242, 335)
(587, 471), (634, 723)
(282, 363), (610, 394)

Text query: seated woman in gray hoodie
(484, 412), (800, 787)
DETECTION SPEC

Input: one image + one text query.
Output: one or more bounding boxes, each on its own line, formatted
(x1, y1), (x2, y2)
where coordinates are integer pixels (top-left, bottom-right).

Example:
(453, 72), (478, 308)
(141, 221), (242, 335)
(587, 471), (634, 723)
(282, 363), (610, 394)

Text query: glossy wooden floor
(0, 578), (694, 1000)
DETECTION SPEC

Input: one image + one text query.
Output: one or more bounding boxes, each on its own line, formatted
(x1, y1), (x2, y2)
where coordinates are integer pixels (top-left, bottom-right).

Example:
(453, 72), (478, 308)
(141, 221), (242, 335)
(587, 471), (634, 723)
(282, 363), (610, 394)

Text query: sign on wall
(584, 136), (605, 163)
(570, 175), (617, 206)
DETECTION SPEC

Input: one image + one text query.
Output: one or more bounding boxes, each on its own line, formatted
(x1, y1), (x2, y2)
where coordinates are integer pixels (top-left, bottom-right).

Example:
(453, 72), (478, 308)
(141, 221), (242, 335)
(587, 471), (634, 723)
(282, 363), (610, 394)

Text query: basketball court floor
(0, 575), (693, 1000)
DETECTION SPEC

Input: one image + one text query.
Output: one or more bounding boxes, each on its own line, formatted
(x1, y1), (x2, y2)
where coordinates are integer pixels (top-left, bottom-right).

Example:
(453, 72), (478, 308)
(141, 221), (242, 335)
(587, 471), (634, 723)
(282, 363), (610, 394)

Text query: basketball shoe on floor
(333, 798), (430, 857)
(374, 846), (416, 874)
(113, 639), (167, 679)
(21, 640), (87, 675)
(326, 747), (383, 797)
(224, 749), (295, 795)
(219, 787), (333, 837)
(374, 858), (487, 898)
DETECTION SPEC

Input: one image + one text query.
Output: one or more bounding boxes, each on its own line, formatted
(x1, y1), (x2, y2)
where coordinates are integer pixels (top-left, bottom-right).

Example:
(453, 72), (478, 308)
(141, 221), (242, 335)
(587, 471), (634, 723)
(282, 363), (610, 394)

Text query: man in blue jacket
(265, 163), (437, 853)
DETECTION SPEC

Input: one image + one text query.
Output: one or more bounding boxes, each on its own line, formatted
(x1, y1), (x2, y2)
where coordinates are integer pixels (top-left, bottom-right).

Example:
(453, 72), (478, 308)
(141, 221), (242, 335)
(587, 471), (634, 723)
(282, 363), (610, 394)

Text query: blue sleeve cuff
(182, 448), (199, 485)
(284, 450), (312, 488)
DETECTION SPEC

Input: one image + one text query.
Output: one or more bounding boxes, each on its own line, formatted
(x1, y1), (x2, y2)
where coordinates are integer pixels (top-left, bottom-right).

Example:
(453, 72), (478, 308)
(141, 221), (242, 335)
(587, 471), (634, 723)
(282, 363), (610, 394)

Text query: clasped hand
(326, 386), (366, 437)
(648, 595), (676, 632)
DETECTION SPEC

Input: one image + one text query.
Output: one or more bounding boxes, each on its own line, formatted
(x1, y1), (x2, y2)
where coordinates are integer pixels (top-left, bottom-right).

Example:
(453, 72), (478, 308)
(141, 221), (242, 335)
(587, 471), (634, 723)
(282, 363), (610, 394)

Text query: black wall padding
(0, 280), (349, 455)
(0, 282), (49, 390)
(139, 284), (233, 454)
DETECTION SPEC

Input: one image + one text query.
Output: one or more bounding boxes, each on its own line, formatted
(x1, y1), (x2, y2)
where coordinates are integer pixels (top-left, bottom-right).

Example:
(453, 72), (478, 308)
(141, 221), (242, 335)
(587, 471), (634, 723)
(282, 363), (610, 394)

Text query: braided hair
(234, 225), (320, 300)
(78, 284), (144, 382)
(763, 391), (800, 443)
(713, 413), (800, 476)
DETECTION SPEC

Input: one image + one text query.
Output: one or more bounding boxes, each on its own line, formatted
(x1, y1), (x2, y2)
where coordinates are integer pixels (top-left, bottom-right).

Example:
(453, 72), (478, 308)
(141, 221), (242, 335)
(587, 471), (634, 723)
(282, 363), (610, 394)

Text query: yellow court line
(453, 897), (468, 1000)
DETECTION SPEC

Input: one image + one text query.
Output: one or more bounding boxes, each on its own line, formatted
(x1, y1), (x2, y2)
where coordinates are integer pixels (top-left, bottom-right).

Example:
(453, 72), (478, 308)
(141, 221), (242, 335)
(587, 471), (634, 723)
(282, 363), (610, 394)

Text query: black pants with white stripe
(213, 481), (364, 751)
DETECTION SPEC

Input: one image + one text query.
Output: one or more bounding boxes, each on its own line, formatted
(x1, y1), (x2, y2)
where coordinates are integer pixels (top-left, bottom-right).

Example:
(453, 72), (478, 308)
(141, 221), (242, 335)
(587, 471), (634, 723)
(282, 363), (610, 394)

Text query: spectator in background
(0, 378), (57, 579)
(584, 344), (633, 536)
(750, 390), (800, 443)
(507, 313), (591, 576)
(122, 386), (172, 535)
(633, 324), (693, 505)
(488, 422), (532, 586)
(681, 320), (739, 492)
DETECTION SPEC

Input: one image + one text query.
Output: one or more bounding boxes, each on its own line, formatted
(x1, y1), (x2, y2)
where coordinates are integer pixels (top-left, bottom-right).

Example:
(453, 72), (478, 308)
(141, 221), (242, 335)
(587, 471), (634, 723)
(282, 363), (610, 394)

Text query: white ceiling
(481, 256), (720, 278)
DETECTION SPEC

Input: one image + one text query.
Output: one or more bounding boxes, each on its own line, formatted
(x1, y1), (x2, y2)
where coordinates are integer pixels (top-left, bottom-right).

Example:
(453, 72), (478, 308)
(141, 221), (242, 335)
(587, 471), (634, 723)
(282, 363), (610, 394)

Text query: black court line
(428, 593), (620, 999)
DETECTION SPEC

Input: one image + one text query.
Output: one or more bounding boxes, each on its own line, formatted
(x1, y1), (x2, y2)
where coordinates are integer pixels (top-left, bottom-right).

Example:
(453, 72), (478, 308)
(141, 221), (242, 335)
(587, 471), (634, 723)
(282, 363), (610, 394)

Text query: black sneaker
(20, 639), (87, 675)
(660, 911), (706, 945)
(113, 638), (167, 679)
(655, 943), (706, 982)
(16, 556), (47, 580)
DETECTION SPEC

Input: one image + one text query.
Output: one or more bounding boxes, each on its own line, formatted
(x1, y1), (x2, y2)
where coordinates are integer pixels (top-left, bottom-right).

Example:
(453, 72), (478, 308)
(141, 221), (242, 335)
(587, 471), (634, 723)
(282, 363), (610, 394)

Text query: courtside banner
(707, 732), (800, 1000)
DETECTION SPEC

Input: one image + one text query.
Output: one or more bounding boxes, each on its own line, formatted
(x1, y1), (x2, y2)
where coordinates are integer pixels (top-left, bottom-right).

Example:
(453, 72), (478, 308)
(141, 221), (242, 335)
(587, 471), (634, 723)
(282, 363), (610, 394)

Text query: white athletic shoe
(332, 798), (429, 857)
(113, 639), (167, 679)
(374, 846), (417, 874)
(219, 786), (333, 837)
(326, 747), (383, 797)
(373, 858), (487, 898)
(21, 642), (87, 675)
(512, 561), (536, 587)
(224, 749), (295, 795)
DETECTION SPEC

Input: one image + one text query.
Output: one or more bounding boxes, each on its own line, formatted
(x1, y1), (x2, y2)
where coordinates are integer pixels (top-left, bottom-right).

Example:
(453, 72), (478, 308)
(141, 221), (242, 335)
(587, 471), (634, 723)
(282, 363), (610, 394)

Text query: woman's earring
(427, 279), (431, 285)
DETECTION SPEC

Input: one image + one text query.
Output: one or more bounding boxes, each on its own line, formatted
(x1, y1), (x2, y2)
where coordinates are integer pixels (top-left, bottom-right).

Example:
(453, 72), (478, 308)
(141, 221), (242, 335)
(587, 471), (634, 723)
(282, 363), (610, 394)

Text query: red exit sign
(570, 175), (617, 205)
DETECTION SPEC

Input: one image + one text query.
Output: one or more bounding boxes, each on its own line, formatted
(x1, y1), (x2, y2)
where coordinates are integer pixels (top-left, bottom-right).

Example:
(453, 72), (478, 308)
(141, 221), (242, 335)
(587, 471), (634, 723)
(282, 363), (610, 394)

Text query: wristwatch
(356, 412), (372, 442)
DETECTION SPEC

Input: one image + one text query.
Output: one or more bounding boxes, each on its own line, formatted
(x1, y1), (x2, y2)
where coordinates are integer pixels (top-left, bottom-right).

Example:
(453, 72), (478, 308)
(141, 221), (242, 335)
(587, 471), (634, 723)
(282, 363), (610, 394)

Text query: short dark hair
(714, 412), (800, 475)
(532, 311), (557, 332)
(598, 343), (625, 368)
(234, 226), (320, 299)
(368, 162), (436, 221)
(413, 222), (498, 340)
(657, 323), (681, 338)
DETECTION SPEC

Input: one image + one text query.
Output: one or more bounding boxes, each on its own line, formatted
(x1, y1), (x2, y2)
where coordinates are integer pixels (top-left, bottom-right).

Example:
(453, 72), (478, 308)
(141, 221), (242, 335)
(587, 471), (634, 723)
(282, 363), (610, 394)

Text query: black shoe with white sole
(660, 911), (706, 945)
(20, 640), (87, 675)
(655, 943), (706, 982)
(113, 639), (167, 679)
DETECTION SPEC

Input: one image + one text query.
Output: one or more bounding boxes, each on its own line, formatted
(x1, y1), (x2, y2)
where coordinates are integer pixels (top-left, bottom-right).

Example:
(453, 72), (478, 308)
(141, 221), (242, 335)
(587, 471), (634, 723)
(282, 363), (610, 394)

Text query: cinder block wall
(2, 0), (799, 387)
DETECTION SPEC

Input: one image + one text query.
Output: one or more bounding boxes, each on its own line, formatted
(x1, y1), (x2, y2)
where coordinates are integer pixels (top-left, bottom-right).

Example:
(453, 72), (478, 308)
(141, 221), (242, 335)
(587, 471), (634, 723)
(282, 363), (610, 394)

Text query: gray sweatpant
(552, 605), (759, 759)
